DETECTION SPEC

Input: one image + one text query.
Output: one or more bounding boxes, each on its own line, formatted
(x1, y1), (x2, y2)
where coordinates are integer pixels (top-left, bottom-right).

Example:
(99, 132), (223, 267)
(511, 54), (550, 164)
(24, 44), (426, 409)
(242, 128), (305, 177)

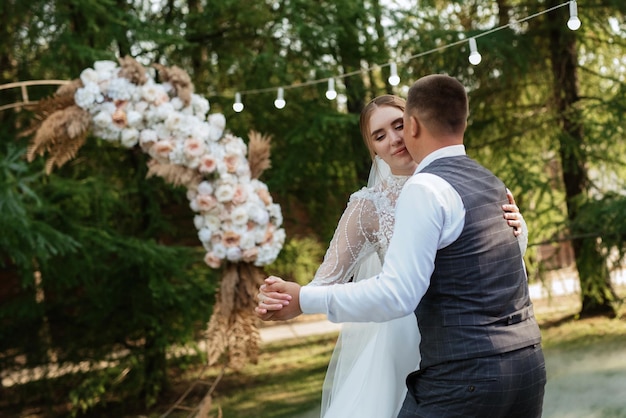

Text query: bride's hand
(503, 189), (523, 237)
(256, 276), (292, 313)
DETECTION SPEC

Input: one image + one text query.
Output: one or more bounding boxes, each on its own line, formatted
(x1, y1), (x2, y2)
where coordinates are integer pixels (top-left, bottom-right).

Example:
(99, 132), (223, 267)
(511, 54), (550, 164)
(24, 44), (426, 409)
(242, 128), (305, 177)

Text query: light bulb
(388, 62), (400, 86)
(325, 78), (337, 100)
(274, 87), (286, 109)
(233, 92), (244, 112)
(468, 38), (482, 65)
(567, 1), (581, 30)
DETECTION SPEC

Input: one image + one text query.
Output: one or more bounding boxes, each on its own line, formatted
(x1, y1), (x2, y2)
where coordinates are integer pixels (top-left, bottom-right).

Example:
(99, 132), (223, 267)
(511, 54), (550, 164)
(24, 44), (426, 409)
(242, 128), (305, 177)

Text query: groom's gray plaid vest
(416, 155), (541, 369)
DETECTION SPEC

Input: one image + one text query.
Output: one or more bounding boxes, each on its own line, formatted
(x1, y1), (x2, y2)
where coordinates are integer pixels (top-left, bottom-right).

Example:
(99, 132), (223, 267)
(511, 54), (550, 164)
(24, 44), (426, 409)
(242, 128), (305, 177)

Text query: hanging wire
(230, 1), (572, 108)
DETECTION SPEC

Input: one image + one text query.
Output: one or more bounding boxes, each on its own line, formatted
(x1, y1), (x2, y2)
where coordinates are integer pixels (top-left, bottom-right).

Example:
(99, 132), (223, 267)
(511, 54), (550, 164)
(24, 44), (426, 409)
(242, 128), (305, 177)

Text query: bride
(259, 95), (527, 417)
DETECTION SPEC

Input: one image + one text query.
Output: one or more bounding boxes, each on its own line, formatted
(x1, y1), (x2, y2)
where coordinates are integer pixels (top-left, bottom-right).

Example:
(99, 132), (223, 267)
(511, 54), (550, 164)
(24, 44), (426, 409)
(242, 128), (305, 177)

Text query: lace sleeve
(307, 194), (380, 286)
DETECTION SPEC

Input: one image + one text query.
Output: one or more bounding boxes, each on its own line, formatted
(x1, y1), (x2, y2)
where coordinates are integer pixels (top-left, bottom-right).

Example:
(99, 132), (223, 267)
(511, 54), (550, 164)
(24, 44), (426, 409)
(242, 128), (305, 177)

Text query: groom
(256, 74), (546, 417)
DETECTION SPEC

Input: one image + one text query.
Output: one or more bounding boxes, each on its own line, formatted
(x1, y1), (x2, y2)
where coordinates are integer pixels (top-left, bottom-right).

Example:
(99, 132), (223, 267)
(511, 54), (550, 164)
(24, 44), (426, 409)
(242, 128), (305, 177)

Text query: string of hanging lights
(231, 0), (580, 112)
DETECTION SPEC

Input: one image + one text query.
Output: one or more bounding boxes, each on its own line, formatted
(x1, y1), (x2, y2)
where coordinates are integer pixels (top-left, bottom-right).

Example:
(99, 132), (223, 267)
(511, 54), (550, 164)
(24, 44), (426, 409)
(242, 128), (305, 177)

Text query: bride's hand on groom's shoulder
(254, 276), (303, 321)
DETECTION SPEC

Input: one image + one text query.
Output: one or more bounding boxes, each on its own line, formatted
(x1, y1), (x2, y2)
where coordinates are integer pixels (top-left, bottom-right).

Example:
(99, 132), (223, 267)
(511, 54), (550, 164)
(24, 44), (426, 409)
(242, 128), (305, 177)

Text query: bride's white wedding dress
(307, 163), (421, 418)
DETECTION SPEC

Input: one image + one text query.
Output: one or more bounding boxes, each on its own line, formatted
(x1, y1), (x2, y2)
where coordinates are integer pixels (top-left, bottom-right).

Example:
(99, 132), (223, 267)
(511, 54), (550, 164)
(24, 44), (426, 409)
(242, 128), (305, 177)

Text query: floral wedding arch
(25, 56), (285, 370)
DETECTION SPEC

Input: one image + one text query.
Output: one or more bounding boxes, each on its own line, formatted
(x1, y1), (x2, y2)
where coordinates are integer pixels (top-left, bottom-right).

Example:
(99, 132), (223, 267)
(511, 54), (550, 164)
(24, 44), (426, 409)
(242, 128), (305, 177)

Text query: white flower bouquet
(72, 60), (285, 268)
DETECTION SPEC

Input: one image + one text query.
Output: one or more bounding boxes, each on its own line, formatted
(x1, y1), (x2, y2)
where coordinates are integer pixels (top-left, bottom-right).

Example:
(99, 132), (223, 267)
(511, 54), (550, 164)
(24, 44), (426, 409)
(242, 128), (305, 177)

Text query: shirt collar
(414, 144), (466, 175)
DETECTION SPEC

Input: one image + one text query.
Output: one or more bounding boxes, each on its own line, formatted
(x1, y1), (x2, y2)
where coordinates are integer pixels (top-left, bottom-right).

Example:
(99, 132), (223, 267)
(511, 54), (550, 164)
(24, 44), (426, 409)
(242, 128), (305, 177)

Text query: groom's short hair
(406, 74), (468, 136)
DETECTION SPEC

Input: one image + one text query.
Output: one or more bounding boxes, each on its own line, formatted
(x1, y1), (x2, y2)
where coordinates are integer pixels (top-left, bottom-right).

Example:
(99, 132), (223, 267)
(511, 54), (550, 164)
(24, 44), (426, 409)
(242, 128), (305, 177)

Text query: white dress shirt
(300, 145), (469, 322)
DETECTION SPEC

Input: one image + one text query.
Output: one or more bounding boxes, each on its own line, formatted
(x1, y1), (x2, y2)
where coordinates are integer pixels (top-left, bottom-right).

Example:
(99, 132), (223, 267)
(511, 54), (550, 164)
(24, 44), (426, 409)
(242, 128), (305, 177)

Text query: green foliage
(2, 0), (626, 413)
(0, 142), (80, 270)
(269, 236), (327, 286)
(0, 133), (219, 412)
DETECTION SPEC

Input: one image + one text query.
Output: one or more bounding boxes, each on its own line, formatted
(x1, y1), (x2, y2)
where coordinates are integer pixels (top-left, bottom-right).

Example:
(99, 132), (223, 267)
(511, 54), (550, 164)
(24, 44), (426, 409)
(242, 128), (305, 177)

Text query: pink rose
(151, 140), (174, 160)
(204, 252), (222, 268)
(232, 185), (248, 205)
(184, 138), (206, 158)
(198, 154), (217, 173)
(242, 248), (259, 263)
(195, 194), (217, 211)
(224, 154), (239, 173)
(222, 231), (241, 247)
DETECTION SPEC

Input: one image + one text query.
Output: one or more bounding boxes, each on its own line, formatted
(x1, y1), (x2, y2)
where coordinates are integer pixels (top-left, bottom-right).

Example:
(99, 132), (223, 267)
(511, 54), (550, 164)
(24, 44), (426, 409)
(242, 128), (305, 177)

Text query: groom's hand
(255, 276), (303, 321)
(256, 276), (291, 312)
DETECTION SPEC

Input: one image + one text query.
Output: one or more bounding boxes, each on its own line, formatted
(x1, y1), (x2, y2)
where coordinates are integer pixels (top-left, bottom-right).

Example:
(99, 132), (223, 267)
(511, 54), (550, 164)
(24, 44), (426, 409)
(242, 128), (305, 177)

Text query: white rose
(126, 110), (143, 128)
(139, 129), (158, 150)
(120, 128), (139, 148)
(226, 247), (242, 262)
(207, 113), (226, 141)
(204, 214), (221, 232)
(224, 136), (246, 157)
(79, 68), (99, 85)
(107, 77), (134, 101)
(94, 60), (118, 74)
(193, 215), (204, 230)
(273, 228), (286, 246)
(192, 123), (210, 142)
(230, 223), (248, 236)
(164, 111), (184, 134)
(94, 125), (121, 142)
(93, 110), (112, 128)
(100, 101), (116, 114)
(133, 101), (149, 114)
(231, 206), (249, 225)
(198, 227), (213, 244)
(212, 243), (227, 258)
(215, 184), (235, 203)
(191, 94), (210, 117)
(239, 233), (256, 250)
(170, 97), (184, 110)
(208, 113), (226, 130)
(197, 181), (213, 195)
(249, 204), (270, 225)
(269, 203), (283, 227)
(186, 188), (198, 201)
(142, 82), (166, 104)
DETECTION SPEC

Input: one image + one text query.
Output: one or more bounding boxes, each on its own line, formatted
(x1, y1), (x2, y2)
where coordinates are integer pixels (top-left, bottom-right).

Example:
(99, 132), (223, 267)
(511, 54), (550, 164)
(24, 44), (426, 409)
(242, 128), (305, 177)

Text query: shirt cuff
(300, 285), (329, 315)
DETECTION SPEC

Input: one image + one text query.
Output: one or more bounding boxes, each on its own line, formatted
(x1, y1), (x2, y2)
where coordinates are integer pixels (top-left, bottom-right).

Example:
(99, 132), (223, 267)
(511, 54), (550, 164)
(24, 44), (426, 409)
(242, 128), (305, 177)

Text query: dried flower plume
(26, 105), (91, 174)
(117, 55), (148, 85)
(153, 63), (193, 106)
(247, 130), (272, 180)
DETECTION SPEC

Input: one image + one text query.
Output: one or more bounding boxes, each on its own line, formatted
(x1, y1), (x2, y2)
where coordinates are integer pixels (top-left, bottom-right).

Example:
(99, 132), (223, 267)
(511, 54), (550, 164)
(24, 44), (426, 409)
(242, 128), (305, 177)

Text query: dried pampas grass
(117, 55), (148, 85)
(145, 159), (203, 189)
(54, 79), (83, 100)
(247, 130), (272, 180)
(153, 63), (193, 106)
(205, 263), (264, 370)
(22, 79), (83, 138)
(26, 105), (91, 174)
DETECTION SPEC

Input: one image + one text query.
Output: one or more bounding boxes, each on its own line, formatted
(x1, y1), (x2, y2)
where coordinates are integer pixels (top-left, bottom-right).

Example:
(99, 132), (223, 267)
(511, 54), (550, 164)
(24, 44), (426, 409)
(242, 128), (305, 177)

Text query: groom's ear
(409, 115), (420, 139)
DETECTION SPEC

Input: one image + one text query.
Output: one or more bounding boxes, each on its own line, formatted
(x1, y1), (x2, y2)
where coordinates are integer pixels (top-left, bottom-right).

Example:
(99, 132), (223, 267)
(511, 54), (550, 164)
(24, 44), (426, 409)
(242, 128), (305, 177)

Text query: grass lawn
(5, 289), (625, 418)
(148, 290), (626, 418)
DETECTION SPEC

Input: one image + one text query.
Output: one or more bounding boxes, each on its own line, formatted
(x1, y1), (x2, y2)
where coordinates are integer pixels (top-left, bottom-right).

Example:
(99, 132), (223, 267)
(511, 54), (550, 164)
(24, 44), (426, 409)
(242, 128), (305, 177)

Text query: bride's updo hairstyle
(359, 95), (406, 160)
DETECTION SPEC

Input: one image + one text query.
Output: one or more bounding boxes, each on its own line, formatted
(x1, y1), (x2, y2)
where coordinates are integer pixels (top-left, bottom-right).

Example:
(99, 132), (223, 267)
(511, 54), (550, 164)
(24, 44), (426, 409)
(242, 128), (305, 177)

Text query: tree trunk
(546, 1), (616, 318)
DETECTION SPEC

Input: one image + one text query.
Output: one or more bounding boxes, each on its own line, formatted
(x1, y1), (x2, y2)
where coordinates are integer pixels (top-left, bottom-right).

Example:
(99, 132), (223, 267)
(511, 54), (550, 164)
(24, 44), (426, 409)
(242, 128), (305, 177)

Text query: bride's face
(367, 106), (417, 176)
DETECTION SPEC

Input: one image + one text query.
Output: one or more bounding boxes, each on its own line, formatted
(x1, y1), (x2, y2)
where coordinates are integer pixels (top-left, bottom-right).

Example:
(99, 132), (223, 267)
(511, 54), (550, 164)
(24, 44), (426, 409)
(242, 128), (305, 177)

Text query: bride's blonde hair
(359, 95), (407, 160)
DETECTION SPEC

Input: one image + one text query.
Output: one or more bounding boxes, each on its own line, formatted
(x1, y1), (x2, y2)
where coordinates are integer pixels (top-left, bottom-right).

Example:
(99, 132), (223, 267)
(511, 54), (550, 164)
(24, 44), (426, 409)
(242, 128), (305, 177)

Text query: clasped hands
(254, 194), (524, 321)
(255, 276), (302, 321)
